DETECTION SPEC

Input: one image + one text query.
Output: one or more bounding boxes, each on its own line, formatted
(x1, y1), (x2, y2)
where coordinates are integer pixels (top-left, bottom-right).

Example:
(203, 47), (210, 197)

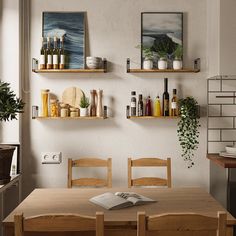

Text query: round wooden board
(62, 87), (84, 108)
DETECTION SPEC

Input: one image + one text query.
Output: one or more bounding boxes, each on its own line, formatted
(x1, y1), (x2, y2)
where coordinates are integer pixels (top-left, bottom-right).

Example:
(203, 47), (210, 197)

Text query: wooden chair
(68, 158), (112, 188)
(14, 212), (104, 236)
(128, 158), (171, 188)
(137, 211), (227, 236)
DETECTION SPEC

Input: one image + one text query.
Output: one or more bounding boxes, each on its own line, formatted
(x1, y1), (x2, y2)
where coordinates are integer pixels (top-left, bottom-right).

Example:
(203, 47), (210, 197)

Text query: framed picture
(43, 12), (85, 69)
(141, 12), (183, 68)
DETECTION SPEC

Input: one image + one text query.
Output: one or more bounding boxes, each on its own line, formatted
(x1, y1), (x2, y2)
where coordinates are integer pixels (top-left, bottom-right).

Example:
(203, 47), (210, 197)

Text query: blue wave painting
(43, 12), (85, 69)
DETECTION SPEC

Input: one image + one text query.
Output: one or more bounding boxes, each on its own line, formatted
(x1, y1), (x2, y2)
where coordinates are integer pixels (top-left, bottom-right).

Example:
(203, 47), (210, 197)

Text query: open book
(89, 192), (156, 210)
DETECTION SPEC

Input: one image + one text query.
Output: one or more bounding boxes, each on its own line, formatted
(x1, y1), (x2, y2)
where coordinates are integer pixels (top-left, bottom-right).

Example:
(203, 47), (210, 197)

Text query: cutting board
(62, 87), (84, 108)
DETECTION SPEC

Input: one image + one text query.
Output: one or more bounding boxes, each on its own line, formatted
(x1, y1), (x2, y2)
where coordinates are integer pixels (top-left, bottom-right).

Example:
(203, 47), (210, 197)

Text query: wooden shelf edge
(127, 69), (200, 73)
(33, 116), (108, 120)
(32, 69), (106, 73)
(127, 116), (179, 119)
(207, 153), (236, 168)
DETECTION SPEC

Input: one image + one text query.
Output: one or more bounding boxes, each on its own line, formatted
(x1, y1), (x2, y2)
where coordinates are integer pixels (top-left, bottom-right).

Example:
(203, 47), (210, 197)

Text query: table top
(3, 187), (236, 226)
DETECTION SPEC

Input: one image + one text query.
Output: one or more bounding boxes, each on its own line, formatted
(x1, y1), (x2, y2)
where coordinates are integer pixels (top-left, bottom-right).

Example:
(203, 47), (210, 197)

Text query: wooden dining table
(3, 187), (236, 236)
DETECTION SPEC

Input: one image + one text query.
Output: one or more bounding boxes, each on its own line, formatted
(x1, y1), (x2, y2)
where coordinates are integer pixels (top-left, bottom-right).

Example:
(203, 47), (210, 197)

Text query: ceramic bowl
(225, 146), (236, 155)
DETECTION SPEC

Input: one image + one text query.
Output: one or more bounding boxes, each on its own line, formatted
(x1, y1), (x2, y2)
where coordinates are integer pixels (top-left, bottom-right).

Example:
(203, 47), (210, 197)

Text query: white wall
(0, 0), (20, 143)
(22, 0), (208, 196)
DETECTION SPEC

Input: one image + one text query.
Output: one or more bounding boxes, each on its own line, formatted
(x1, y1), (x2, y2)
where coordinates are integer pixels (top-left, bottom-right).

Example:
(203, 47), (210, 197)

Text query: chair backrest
(128, 158), (171, 188)
(14, 212), (104, 236)
(68, 158), (112, 188)
(137, 211), (227, 236)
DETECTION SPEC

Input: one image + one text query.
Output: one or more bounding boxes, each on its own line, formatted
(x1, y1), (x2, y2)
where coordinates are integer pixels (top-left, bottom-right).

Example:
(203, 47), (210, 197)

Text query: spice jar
(50, 99), (58, 117)
(41, 89), (50, 117)
(70, 107), (79, 117)
(60, 103), (68, 117)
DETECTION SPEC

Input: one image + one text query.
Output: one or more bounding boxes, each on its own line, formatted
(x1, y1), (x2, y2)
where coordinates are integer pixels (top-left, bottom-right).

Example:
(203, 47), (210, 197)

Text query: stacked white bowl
(86, 57), (102, 69)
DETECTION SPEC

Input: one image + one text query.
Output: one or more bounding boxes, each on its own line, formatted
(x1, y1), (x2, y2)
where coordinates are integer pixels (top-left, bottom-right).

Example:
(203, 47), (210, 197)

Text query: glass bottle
(145, 96), (152, 116)
(138, 94), (144, 116)
(130, 91), (136, 116)
(53, 37), (59, 69)
(59, 36), (65, 69)
(46, 37), (53, 69)
(154, 96), (161, 117)
(90, 90), (96, 116)
(96, 89), (103, 117)
(41, 89), (50, 117)
(162, 78), (169, 116)
(40, 37), (46, 69)
(171, 89), (178, 116)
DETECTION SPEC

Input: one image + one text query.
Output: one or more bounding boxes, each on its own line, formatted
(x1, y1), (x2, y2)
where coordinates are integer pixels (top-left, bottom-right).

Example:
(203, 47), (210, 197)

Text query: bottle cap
(131, 91), (136, 96)
(173, 89), (177, 94)
(139, 94), (142, 99)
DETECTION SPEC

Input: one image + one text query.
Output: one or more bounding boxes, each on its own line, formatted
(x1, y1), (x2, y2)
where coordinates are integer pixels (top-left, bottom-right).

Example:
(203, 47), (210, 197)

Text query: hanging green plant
(177, 97), (200, 168)
(0, 81), (24, 121)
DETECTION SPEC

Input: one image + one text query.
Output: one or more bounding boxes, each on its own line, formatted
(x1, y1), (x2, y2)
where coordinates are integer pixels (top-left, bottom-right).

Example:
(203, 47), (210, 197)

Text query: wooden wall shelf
(32, 58), (107, 73)
(33, 116), (107, 120)
(127, 116), (179, 119)
(126, 58), (200, 73)
(207, 153), (236, 168)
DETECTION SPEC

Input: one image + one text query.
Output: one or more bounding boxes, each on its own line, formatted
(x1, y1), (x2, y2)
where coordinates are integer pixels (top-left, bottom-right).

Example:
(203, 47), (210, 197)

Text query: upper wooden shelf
(126, 58), (200, 73)
(33, 116), (108, 120)
(127, 116), (179, 119)
(32, 58), (107, 73)
(207, 153), (236, 168)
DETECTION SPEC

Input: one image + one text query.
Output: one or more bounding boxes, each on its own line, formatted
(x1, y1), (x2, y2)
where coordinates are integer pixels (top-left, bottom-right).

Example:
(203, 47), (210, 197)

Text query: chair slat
(132, 177), (167, 186)
(72, 158), (108, 167)
(72, 178), (107, 187)
(132, 158), (168, 167)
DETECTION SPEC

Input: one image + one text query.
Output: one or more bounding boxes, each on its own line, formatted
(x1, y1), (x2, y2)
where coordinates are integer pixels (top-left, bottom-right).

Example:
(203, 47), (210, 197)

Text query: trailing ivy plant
(0, 81), (24, 121)
(177, 97), (200, 168)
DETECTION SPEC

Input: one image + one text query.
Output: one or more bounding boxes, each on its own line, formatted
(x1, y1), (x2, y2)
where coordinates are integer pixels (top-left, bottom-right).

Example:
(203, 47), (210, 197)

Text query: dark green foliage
(177, 97), (200, 168)
(79, 93), (90, 108)
(0, 81), (24, 122)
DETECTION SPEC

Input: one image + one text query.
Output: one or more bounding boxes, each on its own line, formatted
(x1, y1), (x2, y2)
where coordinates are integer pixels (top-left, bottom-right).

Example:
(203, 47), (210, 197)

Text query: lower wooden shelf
(127, 116), (179, 119)
(207, 153), (236, 168)
(34, 116), (107, 120)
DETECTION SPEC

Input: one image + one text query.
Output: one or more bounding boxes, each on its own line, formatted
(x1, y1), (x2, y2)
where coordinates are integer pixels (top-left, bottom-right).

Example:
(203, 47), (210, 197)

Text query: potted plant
(173, 45), (183, 70)
(157, 51), (168, 70)
(0, 81), (24, 184)
(136, 45), (154, 69)
(177, 97), (200, 168)
(79, 93), (90, 117)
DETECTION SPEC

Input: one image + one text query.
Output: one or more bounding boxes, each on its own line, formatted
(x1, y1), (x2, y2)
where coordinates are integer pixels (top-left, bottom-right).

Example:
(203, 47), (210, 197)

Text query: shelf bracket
(194, 58), (200, 71)
(102, 58), (107, 73)
(127, 58), (130, 73)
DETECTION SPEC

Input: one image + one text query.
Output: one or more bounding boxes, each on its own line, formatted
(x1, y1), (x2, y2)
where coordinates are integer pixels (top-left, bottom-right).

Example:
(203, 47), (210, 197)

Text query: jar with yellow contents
(50, 99), (58, 117)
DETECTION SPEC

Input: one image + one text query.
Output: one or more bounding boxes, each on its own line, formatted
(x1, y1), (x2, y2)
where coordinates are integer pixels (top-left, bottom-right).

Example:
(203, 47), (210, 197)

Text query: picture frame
(42, 12), (85, 69)
(141, 12), (183, 68)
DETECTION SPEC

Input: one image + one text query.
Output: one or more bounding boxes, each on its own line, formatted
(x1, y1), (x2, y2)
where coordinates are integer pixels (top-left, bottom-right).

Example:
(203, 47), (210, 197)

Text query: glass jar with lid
(41, 89), (50, 117)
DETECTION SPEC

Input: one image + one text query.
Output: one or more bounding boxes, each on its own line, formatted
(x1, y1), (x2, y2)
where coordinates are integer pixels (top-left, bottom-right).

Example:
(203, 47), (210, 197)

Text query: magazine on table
(89, 192), (156, 210)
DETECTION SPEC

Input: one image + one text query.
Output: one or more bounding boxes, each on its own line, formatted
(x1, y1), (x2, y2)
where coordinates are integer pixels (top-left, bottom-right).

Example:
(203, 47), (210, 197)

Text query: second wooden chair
(68, 158), (112, 188)
(128, 157), (171, 188)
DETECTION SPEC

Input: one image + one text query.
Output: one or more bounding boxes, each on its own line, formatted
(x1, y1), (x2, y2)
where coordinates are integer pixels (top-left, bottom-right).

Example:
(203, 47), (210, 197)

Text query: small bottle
(154, 96), (161, 117)
(103, 106), (108, 118)
(171, 89), (178, 116)
(130, 91), (136, 116)
(145, 96), (152, 116)
(138, 94), (144, 116)
(53, 37), (59, 69)
(46, 37), (53, 69)
(59, 36), (65, 69)
(40, 37), (46, 69)
(162, 78), (169, 116)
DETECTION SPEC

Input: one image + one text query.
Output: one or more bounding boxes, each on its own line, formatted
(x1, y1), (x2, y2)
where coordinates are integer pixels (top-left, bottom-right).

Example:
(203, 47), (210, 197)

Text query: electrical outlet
(41, 152), (62, 164)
